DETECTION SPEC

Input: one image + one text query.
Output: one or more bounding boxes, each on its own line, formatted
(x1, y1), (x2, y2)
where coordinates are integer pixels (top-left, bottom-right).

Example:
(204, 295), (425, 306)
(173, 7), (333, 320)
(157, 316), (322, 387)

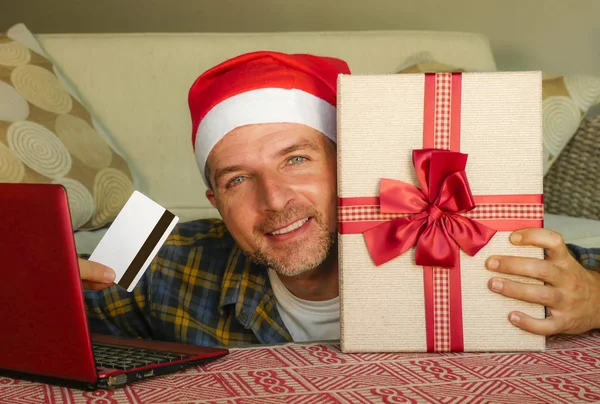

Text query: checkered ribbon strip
(433, 268), (451, 352)
(433, 73), (453, 352)
(337, 205), (410, 222)
(465, 204), (544, 220)
(338, 204), (544, 223)
(434, 73), (452, 150)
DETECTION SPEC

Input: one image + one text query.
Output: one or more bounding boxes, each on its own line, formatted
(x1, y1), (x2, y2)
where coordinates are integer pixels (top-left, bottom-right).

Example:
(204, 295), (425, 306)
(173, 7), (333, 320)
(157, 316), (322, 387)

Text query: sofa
(2, 23), (599, 254)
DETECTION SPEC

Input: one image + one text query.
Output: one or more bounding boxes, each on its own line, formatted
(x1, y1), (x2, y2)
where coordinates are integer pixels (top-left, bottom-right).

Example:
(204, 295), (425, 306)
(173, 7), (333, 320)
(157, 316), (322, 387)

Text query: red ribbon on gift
(338, 72), (544, 352)
(363, 149), (497, 268)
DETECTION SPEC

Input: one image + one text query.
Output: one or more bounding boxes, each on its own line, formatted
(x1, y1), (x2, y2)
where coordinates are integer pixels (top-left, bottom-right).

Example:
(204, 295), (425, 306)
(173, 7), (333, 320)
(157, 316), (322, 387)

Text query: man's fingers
(489, 277), (562, 307)
(486, 255), (559, 284)
(78, 258), (116, 284)
(510, 228), (572, 262)
(507, 311), (562, 336)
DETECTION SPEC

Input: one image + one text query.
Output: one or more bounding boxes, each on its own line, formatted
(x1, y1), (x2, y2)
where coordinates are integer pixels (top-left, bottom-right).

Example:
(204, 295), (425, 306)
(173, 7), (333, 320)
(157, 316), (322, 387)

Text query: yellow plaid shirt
(84, 219), (600, 347)
(84, 219), (292, 347)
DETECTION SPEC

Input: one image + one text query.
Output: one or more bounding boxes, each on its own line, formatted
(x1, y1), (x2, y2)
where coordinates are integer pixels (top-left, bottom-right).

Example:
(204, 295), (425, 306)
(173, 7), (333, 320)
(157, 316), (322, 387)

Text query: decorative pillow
(0, 25), (136, 230)
(544, 114), (600, 221)
(541, 73), (600, 174)
(396, 56), (600, 176)
(395, 51), (465, 73)
(396, 61), (464, 74)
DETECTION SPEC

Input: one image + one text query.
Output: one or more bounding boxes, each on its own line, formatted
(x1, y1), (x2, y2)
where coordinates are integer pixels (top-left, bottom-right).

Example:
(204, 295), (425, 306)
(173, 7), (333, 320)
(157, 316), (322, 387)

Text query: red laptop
(0, 183), (229, 390)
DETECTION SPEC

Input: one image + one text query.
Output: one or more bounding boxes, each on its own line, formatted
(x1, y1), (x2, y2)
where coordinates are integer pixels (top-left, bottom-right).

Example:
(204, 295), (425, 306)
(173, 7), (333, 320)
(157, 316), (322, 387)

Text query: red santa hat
(188, 50), (351, 186)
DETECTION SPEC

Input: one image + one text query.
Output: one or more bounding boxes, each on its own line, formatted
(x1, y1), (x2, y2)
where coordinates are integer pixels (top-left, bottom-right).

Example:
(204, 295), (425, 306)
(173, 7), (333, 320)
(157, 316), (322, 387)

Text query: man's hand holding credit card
(88, 191), (179, 292)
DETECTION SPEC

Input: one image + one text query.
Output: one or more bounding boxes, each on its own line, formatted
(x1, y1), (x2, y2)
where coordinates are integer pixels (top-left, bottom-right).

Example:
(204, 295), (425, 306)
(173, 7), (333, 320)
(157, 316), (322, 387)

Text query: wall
(2, 0), (599, 76)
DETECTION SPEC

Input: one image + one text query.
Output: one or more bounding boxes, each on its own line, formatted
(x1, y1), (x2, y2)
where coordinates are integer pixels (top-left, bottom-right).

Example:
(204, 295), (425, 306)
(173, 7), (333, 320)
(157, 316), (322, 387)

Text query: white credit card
(89, 190), (179, 292)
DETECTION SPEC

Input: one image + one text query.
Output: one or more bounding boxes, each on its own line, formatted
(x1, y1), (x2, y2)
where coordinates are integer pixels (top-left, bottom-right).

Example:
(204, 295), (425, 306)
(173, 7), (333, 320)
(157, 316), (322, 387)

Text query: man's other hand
(486, 228), (600, 336)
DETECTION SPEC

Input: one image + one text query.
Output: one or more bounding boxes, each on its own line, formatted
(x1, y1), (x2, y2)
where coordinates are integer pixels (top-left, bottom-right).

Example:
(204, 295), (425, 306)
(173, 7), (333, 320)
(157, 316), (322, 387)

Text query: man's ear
(206, 189), (217, 209)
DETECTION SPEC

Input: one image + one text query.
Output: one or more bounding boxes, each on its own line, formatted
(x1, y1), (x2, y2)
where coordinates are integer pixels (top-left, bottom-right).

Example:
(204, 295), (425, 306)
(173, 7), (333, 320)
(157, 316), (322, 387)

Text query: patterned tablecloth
(2, 332), (600, 403)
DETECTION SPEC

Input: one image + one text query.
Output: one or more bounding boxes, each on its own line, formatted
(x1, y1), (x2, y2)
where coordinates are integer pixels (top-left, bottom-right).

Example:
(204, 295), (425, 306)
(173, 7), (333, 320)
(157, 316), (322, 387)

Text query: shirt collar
(218, 243), (292, 343)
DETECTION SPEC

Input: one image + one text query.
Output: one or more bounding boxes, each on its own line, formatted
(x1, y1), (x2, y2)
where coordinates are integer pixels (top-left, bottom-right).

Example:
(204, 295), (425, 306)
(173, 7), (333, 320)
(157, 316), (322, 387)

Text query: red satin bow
(364, 149), (497, 268)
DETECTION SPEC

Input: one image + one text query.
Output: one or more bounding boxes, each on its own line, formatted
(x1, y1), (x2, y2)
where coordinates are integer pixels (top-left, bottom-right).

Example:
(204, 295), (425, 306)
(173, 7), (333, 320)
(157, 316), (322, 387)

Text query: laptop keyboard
(92, 342), (191, 371)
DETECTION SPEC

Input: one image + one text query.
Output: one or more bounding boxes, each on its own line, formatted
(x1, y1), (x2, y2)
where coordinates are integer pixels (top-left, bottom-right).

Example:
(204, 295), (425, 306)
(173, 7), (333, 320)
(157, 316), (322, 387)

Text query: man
(80, 51), (600, 347)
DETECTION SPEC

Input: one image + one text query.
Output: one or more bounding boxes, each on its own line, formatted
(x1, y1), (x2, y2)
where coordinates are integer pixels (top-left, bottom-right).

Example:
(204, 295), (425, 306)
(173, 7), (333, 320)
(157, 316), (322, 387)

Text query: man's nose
(257, 175), (294, 212)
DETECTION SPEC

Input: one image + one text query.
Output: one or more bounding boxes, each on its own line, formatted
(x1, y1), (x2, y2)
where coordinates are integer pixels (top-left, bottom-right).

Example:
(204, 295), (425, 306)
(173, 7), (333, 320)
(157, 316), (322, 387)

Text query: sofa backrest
(35, 30), (496, 221)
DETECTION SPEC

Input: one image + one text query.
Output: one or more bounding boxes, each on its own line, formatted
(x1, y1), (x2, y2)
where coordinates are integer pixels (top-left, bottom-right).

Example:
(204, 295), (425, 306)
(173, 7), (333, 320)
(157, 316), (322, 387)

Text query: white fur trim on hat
(195, 88), (336, 186)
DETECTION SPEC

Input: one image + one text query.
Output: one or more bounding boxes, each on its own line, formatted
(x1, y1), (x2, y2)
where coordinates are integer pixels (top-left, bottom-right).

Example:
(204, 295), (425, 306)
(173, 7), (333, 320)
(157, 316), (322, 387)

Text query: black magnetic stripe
(119, 209), (175, 290)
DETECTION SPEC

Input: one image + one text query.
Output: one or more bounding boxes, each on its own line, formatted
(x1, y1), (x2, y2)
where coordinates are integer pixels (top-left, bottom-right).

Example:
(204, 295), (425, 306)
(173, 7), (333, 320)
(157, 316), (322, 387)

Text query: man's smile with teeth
(269, 218), (310, 235)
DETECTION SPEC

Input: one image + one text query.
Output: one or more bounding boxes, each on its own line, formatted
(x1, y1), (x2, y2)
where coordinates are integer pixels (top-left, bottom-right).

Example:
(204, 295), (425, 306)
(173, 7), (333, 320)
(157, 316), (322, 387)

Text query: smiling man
(81, 51), (600, 347)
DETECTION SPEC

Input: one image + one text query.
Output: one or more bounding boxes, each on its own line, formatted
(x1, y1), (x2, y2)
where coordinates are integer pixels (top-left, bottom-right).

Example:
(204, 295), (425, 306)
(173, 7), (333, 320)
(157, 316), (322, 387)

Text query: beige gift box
(337, 72), (546, 353)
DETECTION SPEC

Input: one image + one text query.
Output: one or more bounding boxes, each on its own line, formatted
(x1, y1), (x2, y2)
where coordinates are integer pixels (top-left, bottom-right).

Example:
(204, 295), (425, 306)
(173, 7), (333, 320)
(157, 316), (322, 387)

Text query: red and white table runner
(2, 331), (600, 403)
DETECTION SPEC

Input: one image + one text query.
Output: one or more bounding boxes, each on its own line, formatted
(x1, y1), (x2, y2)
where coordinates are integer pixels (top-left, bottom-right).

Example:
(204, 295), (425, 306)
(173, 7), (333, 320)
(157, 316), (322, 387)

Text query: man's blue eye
(227, 176), (245, 188)
(289, 156), (307, 164)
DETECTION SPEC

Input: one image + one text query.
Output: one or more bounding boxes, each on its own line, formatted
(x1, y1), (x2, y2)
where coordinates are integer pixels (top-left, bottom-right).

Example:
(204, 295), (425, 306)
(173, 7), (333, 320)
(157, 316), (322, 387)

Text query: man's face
(205, 123), (337, 277)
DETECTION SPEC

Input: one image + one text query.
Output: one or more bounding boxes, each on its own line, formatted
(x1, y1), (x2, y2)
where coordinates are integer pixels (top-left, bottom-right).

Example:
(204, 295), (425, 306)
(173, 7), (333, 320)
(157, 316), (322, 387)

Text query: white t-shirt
(267, 268), (340, 342)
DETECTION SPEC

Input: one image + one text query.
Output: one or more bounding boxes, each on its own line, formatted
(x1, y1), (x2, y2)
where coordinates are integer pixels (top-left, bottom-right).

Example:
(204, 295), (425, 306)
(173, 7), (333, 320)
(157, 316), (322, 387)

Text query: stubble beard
(244, 204), (337, 277)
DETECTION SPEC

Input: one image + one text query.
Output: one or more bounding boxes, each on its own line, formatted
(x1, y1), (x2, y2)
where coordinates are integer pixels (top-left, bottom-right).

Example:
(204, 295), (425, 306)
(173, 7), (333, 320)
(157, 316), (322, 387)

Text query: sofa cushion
(0, 26), (136, 230)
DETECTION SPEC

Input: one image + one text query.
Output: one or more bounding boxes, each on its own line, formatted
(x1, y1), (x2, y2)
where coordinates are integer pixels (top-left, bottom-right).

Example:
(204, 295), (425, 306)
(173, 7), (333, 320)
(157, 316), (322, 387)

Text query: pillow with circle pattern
(0, 25), (136, 231)
(396, 53), (600, 176)
(541, 73), (600, 173)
